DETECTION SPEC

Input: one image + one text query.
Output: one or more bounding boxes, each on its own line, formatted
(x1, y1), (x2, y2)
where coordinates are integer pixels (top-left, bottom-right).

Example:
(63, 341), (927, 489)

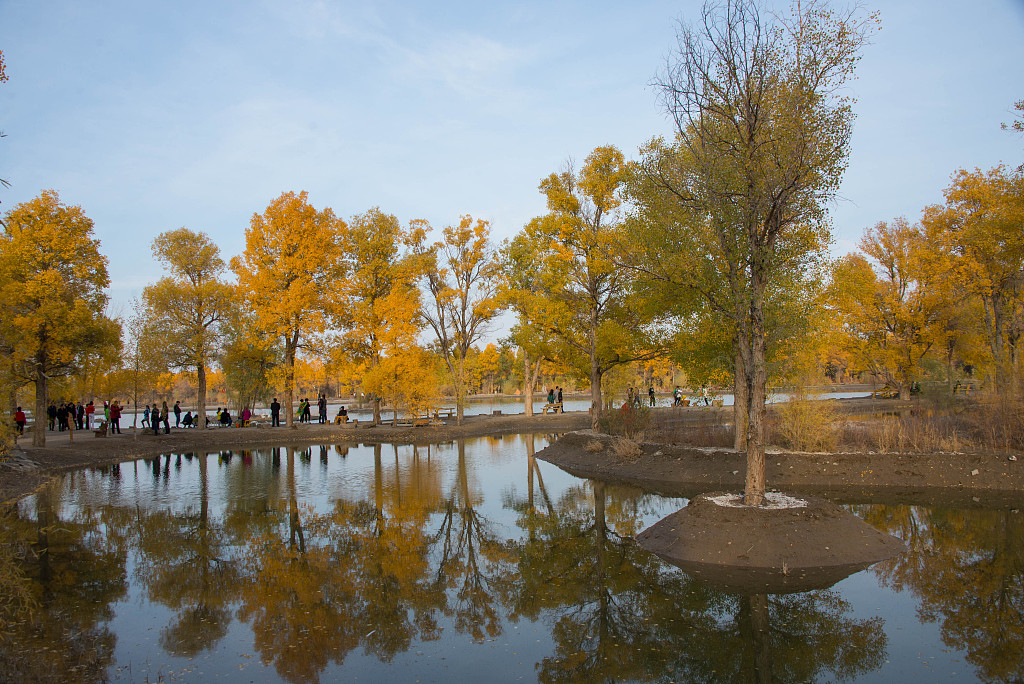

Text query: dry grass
(609, 437), (642, 461)
(637, 389), (1024, 455)
(584, 439), (605, 453)
(646, 410), (734, 448)
(838, 393), (1024, 453)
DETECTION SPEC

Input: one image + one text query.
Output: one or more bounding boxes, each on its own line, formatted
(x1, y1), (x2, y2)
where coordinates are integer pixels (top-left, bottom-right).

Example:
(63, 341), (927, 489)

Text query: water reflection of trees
(433, 439), (512, 641)
(0, 440), (905, 683)
(0, 485), (127, 681)
(863, 504), (1024, 682)
(501, 462), (886, 684)
(132, 453), (241, 656)
(233, 444), (447, 682)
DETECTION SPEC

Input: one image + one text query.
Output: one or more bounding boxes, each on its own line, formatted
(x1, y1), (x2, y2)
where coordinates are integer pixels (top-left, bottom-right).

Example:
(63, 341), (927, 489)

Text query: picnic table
(542, 402), (563, 414)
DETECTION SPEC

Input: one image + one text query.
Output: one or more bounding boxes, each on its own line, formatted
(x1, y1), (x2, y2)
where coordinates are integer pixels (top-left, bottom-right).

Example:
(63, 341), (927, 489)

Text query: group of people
(295, 395), (329, 423)
(141, 401), (174, 434)
(670, 385), (712, 406)
(625, 387), (655, 408)
(546, 387), (563, 404)
(46, 400), (96, 432)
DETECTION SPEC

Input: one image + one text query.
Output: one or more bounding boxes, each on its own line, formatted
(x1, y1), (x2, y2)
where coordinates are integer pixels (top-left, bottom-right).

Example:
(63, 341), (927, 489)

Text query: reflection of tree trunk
(35, 487), (52, 591)
(286, 447), (304, 552)
(533, 459), (555, 516)
(393, 444), (402, 506)
(740, 593), (774, 684)
(593, 480), (610, 659)
(374, 444), (383, 512)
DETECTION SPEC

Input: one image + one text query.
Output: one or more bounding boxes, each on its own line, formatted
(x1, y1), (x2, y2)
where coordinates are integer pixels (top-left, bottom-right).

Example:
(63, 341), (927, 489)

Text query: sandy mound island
(636, 492), (905, 593)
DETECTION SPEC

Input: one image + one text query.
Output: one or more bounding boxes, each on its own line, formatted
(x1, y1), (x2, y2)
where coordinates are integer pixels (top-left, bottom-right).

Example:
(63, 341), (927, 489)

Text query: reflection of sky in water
(12, 434), (1018, 683)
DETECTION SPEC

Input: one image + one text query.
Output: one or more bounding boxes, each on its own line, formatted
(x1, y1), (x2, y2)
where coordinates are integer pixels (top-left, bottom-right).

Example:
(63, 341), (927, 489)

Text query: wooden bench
(542, 402), (563, 414)
(413, 412), (445, 427)
(92, 421), (108, 438)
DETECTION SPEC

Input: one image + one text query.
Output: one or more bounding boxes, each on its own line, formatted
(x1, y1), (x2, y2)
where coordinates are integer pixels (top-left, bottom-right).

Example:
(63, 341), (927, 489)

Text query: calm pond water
(3, 434), (1022, 683)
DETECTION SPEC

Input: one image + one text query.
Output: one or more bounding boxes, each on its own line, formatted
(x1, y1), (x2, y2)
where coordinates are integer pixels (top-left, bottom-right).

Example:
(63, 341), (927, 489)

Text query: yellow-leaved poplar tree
(142, 228), (234, 426)
(829, 218), (954, 399)
(0, 190), (121, 446)
(231, 191), (346, 427)
(337, 208), (428, 425)
(507, 146), (655, 429)
(923, 166), (1024, 395)
(421, 216), (501, 425)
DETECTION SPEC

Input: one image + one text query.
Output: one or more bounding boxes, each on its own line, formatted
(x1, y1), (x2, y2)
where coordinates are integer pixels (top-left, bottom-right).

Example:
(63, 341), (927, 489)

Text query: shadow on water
(0, 434), (1022, 682)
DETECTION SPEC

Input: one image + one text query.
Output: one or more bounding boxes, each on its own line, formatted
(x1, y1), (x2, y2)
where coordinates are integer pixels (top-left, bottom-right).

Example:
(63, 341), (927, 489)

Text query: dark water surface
(3, 434), (1023, 682)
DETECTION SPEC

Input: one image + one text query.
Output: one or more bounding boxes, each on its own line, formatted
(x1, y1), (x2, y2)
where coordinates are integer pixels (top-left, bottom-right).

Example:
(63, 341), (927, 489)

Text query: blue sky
(2, 0), (1023, 328)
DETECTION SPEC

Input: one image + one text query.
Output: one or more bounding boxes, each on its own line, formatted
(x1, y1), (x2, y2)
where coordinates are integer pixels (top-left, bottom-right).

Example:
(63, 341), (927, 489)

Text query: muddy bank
(537, 431), (1024, 506)
(1, 411), (590, 504)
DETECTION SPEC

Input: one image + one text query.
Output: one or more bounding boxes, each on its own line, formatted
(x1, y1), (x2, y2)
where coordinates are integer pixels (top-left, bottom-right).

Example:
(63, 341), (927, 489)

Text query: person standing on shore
(85, 401), (95, 428)
(318, 394), (327, 424)
(14, 407), (26, 435)
(151, 404), (161, 435)
(109, 401), (122, 434)
(161, 401), (171, 434)
(142, 405), (150, 428)
(271, 398), (281, 427)
(649, 386), (655, 407)
(174, 401), (182, 427)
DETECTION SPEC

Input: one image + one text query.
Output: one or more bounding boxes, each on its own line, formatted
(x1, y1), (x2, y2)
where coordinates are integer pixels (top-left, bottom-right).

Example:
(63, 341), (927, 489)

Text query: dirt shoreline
(5, 395), (1024, 508)
(1, 411), (590, 504)
(535, 431), (1024, 507)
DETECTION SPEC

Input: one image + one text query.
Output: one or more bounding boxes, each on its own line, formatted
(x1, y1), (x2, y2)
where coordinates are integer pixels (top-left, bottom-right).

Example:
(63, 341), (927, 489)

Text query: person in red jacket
(14, 406), (26, 435)
(110, 401), (122, 434)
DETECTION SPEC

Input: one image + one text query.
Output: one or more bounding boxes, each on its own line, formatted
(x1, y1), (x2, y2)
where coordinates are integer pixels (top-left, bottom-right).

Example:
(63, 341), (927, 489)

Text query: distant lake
(113, 389), (875, 425)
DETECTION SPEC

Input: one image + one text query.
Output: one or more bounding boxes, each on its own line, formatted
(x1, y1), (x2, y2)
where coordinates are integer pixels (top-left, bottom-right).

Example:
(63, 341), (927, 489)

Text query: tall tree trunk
(734, 348), (748, 451)
(590, 362), (603, 431)
(983, 294), (1009, 395)
(590, 315), (602, 429)
(455, 355), (466, 426)
(523, 352), (534, 417)
(197, 362), (207, 430)
(744, 287), (768, 507)
(285, 341), (296, 428)
(946, 339), (955, 394)
(33, 351), (47, 447)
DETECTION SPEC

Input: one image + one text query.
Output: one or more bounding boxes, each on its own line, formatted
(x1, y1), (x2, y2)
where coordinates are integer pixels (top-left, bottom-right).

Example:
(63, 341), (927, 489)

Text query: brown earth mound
(636, 493), (905, 594)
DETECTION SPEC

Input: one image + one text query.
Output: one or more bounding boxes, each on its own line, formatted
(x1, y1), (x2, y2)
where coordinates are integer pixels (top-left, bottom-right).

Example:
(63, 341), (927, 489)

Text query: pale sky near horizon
(2, 0), (1023, 336)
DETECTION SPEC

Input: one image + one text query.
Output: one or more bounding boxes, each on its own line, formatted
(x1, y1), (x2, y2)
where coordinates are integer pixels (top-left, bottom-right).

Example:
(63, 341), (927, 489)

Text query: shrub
(773, 388), (841, 452)
(598, 403), (651, 440)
